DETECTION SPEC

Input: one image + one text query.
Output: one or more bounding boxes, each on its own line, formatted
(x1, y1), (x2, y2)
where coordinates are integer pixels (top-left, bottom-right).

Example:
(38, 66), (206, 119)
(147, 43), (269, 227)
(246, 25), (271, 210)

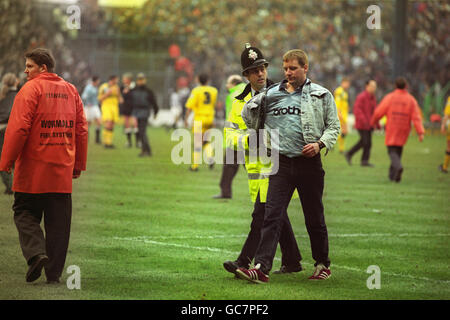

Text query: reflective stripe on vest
(247, 172), (270, 180)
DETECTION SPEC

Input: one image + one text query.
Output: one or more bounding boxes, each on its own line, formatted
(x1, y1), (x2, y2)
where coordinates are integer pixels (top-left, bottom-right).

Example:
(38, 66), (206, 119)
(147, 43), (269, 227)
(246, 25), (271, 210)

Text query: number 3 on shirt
(203, 91), (211, 104)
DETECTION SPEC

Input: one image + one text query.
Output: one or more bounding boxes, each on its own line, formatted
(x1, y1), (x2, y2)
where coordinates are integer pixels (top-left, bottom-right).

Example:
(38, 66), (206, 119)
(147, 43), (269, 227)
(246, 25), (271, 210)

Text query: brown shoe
(26, 254), (48, 282)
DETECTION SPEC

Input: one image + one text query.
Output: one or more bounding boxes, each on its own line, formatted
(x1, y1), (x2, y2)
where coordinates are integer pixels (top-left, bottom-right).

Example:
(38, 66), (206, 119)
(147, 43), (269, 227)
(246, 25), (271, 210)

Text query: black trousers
(13, 192), (72, 281)
(254, 154), (329, 274)
(137, 118), (151, 153)
(219, 148), (243, 198)
(387, 146), (403, 180)
(0, 129), (12, 191)
(237, 192), (302, 269)
(347, 129), (372, 163)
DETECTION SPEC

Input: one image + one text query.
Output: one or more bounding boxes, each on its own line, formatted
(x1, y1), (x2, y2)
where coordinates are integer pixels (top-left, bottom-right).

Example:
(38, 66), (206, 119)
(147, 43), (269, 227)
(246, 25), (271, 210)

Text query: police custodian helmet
(241, 43), (269, 75)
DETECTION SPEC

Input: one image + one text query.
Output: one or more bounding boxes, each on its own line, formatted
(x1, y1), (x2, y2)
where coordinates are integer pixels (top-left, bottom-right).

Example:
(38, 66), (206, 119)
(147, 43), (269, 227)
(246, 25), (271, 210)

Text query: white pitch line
(115, 233), (450, 241)
(113, 236), (450, 285)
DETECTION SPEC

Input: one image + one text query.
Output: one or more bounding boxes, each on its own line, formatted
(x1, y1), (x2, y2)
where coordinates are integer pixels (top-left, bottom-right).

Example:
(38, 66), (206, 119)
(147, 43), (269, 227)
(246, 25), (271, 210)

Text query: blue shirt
(265, 79), (309, 157)
(81, 83), (98, 107)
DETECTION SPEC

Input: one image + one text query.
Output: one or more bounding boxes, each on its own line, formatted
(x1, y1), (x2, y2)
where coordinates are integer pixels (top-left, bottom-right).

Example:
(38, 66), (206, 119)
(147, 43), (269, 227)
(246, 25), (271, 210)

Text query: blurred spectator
(345, 79), (377, 167)
(120, 73), (139, 148)
(81, 75), (102, 144)
(2, 0), (448, 116)
(131, 73), (159, 157)
(0, 73), (19, 195)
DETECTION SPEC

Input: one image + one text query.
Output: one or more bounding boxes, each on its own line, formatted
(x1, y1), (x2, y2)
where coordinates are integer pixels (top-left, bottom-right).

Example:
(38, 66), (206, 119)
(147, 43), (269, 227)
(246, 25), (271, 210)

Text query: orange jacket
(0, 73), (88, 193)
(371, 89), (424, 146)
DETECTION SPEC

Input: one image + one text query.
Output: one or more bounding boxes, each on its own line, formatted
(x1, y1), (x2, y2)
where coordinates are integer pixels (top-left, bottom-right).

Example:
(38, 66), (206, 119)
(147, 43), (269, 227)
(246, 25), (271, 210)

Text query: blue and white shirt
(265, 79), (307, 157)
(242, 78), (340, 157)
(81, 83), (98, 107)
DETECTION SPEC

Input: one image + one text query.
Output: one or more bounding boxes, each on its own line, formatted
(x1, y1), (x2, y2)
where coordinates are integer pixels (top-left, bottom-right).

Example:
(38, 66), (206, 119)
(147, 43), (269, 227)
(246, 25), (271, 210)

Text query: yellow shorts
(101, 104), (119, 123)
(192, 120), (213, 135)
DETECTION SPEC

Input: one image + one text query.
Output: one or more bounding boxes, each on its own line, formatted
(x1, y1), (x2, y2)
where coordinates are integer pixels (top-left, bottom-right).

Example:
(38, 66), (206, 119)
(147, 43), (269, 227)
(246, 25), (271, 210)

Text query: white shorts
(84, 105), (101, 122)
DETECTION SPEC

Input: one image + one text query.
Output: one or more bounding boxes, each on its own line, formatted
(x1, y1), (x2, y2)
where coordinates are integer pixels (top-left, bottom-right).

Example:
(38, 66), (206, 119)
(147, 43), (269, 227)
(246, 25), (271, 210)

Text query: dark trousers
(219, 148), (243, 198)
(137, 118), (151, 154)
(347, 129), (372, 163)
(237, 192), (302, 269)
(387, 146), (403, 180)
(13, 192), (72, 281)
(254, 154), (329, 274)
(0, 129), (12, 191)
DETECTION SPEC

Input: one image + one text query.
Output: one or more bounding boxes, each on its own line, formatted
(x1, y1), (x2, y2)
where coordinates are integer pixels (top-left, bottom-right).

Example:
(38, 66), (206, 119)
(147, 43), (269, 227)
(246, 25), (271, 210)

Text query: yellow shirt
(445, 97), (450, 134)
(334, 86), (349, 121)
(98, 83), (120, 109)
(185, 85), (218, 124)
(445, 97), (450, 117)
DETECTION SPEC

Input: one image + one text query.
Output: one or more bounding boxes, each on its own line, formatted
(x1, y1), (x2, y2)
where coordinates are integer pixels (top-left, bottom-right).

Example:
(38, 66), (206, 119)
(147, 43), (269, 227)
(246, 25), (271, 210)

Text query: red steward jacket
(353, 90), (377, 130)
(371, 89), (424, 146)
(0, 73), (88, 193)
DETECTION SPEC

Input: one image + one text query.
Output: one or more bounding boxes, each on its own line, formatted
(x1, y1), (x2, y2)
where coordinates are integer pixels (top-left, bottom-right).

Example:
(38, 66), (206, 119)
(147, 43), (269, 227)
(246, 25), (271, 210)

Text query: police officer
(223, 44), (302, 275)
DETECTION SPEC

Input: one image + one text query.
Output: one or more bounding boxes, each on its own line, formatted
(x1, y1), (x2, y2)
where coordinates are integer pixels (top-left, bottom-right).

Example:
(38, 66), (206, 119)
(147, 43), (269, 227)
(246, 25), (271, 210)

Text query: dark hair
(25, 48), (55, 72)
(92, 75), (99, 82)
(109, 75), (118, 81)
(395, 77), (407, 89)
(198, 74), (209, 85)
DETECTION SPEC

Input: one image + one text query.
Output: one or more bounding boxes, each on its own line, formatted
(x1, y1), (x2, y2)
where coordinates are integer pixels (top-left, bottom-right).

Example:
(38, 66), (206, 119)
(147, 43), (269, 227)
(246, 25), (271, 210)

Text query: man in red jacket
(371, 77), (424, 182)
(0, 48), (88, 283)
(345, 79), (377, 167)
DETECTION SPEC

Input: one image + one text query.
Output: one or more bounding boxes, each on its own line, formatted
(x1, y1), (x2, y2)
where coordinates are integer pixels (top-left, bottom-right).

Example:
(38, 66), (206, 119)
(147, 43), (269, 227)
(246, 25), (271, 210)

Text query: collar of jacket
(30, 72), (62, 82)
(235, 79), (274, 101)
(278, 78), (311, 92)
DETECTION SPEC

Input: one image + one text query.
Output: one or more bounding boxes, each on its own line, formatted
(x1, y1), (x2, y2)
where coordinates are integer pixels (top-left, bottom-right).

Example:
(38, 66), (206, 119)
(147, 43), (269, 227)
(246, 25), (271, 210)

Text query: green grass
(0, 127), (449, 300)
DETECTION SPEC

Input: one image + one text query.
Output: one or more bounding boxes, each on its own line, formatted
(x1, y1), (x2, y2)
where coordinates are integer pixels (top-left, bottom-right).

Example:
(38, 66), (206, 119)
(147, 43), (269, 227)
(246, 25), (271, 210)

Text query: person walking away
(0, 48), (88, 283)
(371, 77), (424, 182)
(345, 79), (377, 167)
(184, 74), (218, 171)
(131, 73), (159, 157)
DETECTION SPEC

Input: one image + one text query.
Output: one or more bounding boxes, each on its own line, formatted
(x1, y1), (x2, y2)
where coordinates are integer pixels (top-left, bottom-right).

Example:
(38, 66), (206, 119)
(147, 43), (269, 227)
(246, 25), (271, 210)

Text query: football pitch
(0, 127), (449, 300)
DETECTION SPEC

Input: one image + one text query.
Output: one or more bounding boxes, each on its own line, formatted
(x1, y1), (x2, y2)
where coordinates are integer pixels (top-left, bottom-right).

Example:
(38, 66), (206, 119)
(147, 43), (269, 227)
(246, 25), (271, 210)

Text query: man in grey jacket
(236, 49), (340, 283)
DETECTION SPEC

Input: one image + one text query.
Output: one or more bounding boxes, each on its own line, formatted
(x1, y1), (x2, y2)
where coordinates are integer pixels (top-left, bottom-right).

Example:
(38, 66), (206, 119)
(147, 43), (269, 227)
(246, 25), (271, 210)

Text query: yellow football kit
(185, 85), (218, 170)
(444, 97), (450, 141)
(186, 85), (218, 132)
(334, 86), (349, 152)
(98, 83), (121, 146)
(98, 83), (120, 123)
(442, 97), (450, 171)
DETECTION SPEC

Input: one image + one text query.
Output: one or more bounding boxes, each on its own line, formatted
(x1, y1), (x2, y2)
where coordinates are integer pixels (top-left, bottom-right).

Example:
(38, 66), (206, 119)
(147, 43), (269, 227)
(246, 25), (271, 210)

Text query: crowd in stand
(1, 0), (448, 112)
